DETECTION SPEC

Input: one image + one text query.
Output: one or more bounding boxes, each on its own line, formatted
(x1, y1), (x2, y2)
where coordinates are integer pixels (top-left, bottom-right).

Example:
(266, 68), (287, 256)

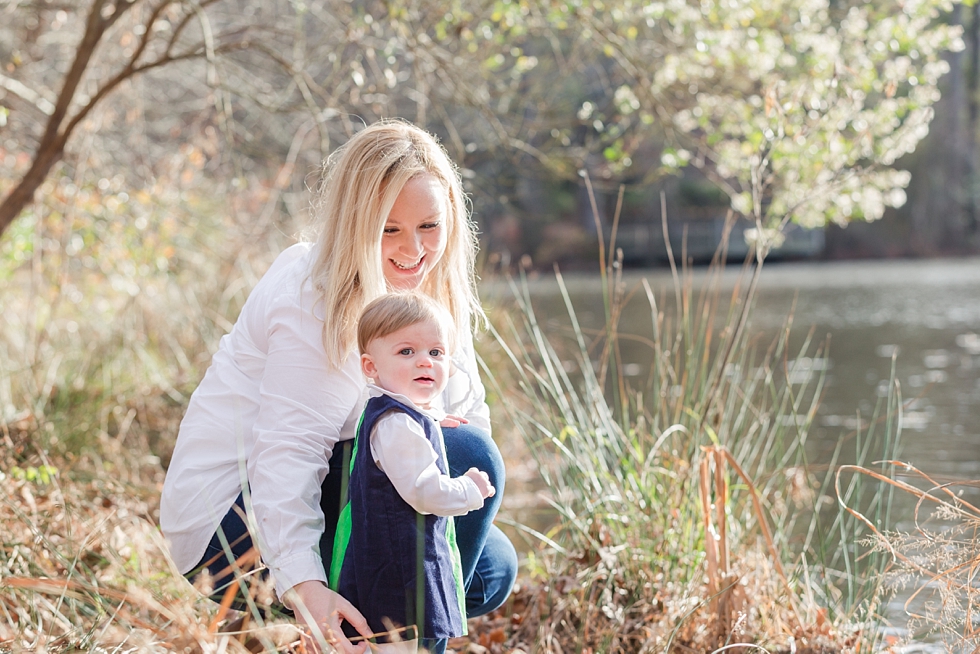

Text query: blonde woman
(160, 120), (516, 653)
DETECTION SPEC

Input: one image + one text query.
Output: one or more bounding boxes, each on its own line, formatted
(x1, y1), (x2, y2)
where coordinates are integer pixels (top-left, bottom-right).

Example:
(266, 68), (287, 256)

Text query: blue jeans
(188, 424), (517, 635)
(443, 424), (516, 616)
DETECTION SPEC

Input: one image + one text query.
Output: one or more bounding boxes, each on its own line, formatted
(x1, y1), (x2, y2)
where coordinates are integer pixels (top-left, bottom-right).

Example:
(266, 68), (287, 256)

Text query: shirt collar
(366, 383), (447, 422)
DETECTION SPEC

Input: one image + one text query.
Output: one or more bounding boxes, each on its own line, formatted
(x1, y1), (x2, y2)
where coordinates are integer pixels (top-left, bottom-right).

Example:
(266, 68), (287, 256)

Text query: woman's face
(381, 173), (448, 290)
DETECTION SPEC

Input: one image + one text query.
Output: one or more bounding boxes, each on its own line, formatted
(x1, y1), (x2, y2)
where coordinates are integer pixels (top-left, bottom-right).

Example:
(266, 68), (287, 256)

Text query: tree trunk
(0, 0), (115, 237)
(966, 1), (980, 237)
(0, 140), (69, 235)
(911, 4), (966, 254)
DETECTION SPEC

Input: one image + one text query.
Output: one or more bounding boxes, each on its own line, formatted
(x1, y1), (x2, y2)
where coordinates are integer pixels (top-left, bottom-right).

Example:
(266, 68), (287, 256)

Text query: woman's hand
(284, 581), (372, 654)
(440, 414), (469, 428)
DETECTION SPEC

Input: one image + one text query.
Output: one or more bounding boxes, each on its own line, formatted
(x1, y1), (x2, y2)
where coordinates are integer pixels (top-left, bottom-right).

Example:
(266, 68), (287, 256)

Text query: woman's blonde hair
(309, 119), (483, 368)
(357, 293), (456, 356)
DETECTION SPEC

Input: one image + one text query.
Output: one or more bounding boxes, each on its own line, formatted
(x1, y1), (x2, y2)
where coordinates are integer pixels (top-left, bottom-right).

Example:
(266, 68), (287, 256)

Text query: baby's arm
(371, 412), (489, 515)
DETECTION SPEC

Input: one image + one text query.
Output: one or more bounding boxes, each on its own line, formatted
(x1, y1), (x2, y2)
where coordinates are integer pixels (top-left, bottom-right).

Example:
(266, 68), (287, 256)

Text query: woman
(160, 120), (517, 653)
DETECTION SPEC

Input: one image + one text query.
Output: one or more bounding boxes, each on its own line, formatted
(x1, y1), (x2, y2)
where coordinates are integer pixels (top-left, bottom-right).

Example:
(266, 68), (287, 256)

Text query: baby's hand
(464, 467), (495, 499)
(440, 414), (469, 428)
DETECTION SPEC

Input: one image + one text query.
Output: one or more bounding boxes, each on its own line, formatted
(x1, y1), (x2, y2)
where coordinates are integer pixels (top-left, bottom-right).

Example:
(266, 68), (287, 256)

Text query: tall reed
(477, 215), (902, 652)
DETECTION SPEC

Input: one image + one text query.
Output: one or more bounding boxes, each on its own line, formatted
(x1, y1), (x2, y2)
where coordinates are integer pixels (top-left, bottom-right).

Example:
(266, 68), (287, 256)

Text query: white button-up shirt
(159, 243), (491, 599)
(366, 385), (485, 516)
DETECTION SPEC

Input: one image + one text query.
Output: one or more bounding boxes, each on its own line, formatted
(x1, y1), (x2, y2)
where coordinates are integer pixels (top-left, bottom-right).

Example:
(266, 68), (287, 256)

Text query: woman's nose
(399, 232), (422, 256)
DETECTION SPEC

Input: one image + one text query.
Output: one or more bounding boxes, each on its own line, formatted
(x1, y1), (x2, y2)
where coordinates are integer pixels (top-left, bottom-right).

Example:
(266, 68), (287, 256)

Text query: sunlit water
(483, 256), (980, 649)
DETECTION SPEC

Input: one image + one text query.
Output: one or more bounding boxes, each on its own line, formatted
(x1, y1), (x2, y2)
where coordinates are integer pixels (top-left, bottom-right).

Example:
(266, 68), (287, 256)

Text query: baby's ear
(361, 353), (377, 379)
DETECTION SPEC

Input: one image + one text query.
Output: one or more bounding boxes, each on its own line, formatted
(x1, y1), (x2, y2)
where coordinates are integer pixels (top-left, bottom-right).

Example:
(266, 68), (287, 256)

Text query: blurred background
(4, 0), (980, 273)
(2, 0), (978, 507)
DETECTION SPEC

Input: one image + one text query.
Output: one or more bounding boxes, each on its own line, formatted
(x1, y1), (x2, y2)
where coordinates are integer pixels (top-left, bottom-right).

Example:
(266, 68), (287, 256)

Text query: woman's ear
(361, 353), (377, 379)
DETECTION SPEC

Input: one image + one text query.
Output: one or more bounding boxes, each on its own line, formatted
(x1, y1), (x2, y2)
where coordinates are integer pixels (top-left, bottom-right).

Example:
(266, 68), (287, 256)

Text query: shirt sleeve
(444, 328), (492, 435)
(371, 412), (485, 516)
(246, 294), (364, 600)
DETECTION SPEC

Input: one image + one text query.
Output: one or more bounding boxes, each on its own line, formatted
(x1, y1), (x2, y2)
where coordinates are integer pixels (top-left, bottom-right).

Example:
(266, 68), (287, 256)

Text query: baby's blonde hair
(357, 293), (456, 355)
(309, 120), (483, 368)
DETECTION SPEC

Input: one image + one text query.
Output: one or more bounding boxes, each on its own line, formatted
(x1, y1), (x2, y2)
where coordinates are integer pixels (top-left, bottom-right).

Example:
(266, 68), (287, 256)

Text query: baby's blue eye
(429, 348), (443, 357)
(399, 348), (413, 356)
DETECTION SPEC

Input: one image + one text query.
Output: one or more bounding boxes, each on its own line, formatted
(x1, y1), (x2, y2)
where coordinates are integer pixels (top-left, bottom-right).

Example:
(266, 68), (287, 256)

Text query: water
(486, 257), (980, 495)
(720, 258), (980, 490)
(483, 256), (980, 647)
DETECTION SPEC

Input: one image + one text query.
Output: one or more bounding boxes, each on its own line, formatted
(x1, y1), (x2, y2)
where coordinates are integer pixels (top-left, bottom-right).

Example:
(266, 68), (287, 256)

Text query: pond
(483, 256), (980, 647)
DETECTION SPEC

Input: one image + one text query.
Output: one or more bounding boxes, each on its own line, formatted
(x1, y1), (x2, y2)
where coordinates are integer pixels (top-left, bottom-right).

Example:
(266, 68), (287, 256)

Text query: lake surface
(483, 256), (980, 647)
(486, 257), (980, 496)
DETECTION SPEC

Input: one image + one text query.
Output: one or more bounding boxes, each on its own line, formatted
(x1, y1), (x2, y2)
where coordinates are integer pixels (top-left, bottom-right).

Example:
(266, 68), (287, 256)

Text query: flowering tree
(554, 0), (962, 252)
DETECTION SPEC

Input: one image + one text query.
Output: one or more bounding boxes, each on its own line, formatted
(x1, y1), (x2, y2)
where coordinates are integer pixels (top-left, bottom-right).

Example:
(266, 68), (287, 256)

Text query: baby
(330, 293), (495, 654)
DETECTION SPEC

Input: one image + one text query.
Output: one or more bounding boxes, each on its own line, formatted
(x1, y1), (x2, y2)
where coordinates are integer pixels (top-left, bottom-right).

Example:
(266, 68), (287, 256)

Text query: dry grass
(0, 432), (863, 654)
(0, 429), (317, 653)
(839, 462), (980, 651)
(460, 440), (862, 653)
(0, 168), (307, 652)
(463, 552), (849, 654)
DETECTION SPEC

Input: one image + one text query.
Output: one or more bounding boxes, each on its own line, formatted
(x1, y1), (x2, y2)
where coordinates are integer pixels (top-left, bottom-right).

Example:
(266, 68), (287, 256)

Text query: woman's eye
(420, 222), (440, 230)
(399, 348), (413, 356)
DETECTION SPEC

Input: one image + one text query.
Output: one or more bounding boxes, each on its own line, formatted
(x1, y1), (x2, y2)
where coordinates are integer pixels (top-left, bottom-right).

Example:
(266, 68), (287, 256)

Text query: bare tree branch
(0, 0), (129, 237)
(0, 0), (252, 237)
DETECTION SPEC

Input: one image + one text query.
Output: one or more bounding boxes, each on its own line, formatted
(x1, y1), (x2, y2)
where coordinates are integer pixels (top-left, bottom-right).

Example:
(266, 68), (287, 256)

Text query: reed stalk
(839, 459), (980, 649)
(477, 207), (904, 652)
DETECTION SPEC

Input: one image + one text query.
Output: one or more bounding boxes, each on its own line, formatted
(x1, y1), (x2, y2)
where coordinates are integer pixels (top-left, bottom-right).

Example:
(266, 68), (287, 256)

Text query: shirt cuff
(268, 549), (328, 601)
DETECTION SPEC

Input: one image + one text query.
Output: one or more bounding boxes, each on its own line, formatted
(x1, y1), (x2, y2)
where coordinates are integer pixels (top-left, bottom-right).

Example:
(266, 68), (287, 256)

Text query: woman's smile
(392, 256), (423, 270)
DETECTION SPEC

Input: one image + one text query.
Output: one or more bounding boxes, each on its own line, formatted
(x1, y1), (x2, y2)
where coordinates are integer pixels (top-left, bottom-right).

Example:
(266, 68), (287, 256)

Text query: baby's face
(361, 317), (451, 409)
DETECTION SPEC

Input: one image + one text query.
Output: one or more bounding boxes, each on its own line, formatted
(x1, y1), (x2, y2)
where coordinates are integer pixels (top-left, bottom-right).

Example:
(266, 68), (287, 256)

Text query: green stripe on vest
(328, 413), (360, 591)
(446, 515), (468, 635)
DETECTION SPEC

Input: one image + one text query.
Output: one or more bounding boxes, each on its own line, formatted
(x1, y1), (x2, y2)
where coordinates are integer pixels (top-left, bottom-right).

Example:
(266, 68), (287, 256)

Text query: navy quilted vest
(333, 393), (466, 640)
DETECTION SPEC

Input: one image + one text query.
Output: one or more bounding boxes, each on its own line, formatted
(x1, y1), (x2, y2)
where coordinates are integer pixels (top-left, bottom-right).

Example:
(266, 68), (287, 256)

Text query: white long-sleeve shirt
(159, 243), (490, 599)
(366, 386), (485, 516)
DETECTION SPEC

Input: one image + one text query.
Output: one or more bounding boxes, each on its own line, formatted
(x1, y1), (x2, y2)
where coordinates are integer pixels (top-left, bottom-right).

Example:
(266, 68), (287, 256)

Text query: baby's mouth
(414, 375), (435, 384)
